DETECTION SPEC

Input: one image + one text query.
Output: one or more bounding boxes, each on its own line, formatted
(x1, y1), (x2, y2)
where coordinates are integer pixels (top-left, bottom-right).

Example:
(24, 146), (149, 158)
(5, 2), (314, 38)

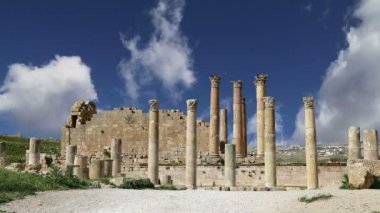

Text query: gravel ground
(1, 188), (380, 213)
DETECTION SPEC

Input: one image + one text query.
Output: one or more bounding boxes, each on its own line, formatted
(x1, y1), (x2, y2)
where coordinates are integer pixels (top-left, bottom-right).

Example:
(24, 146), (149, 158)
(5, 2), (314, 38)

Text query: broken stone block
(348, 164), (374, 189)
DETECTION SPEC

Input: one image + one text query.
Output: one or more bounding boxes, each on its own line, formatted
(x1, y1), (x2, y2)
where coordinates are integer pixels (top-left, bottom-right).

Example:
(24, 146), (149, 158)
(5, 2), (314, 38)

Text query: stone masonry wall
(61, 107), (210, 159)
(123, 165), (346, 187)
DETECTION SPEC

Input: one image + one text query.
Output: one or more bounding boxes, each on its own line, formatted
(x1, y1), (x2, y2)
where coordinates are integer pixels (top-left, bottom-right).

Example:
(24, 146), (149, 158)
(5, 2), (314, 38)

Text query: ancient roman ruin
(1, 74), (378, 191)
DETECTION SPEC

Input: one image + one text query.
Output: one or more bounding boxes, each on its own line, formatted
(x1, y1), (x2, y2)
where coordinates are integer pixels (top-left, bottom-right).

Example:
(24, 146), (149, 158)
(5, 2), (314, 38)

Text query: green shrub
(46, 166), (89, 189)
(340, 174), (354, 190)
(158, 184), (177, 190)
(118, 178), (154, 189)
(298, 193), (332, 203)
(98, 177), (110, 185)
(370, 178), (380, 189)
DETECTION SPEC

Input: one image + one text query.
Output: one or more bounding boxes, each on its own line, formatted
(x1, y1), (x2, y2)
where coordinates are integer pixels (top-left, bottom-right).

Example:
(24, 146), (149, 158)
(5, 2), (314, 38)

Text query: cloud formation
(291, 0), (380, 144)
(119, 0), (196, 102)
(0, 55), (97, 134)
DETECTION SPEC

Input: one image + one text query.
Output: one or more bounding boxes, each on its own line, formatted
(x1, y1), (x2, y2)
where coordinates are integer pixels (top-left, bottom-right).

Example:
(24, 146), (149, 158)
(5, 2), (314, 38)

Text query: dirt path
(1, 188), (380, 213)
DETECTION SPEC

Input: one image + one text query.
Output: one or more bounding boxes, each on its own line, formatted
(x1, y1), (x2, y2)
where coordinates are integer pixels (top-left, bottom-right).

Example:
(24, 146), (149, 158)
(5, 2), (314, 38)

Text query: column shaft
(255, 74), (268, 158)
(148, 100), (159, 184)
(111, 138), (122, 177)
(89, 159), (104, 180)
(28, 138), (41, 166)
(220, 109), (228, 154)
(264, 97), (276, 188)
(209, 75), (221, 157)
(304, 97), (318, 189)
(363, 129), (378, 160)
(225, 144), (236, 187)
(348, 126), (361, 160)
(241, 98), (247, 157)
(232, 80), (243, 158)
(66, 145), (77, 168)
(186, 99), (198, 189)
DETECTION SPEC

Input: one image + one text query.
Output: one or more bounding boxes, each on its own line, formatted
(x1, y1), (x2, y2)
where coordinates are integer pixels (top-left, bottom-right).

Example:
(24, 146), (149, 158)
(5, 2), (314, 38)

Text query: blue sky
(1, 0), (379, 145)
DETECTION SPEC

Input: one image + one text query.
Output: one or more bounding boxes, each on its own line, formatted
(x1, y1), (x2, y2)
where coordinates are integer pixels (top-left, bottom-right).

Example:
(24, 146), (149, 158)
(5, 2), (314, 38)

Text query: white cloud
(0, 55), (97, 134)
(119, 0), (196, 102)
(291, 0), (380, 144)
(247, 107), (287, 146)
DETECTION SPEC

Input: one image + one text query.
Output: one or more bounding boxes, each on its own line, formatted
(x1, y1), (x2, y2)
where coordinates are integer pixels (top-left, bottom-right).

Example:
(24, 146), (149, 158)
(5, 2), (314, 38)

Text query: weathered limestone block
(103, 159), (113, 177)
(348, 164), (374, 189)
(254, 74), (268, 158)
(73, 155), (89, 179)
(348, 159), (380, 177)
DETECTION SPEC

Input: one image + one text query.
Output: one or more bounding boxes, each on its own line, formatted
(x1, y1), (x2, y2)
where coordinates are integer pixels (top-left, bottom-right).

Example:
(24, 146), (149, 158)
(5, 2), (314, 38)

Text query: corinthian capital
(303, 97), (314, 108)
(186, 99), (198, 112)
(264, 96), (275, 108)
(209, 75), (221, 88)
(231, 80), (243, 88)
(254, 74), (268, 86)
(149, 99), (159, 112)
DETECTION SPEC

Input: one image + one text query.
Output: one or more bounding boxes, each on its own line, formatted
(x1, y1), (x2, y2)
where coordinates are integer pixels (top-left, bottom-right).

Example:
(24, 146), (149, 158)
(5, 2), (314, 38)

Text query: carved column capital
(264, 96), (275, 108)
(149, 99), (159, 112)
(303, 97), (314, 108)
(186, 99), (198, 112)
(254, 74), (268, 86)
(231, 80), (243, 88)
(209, 75), (221, 88)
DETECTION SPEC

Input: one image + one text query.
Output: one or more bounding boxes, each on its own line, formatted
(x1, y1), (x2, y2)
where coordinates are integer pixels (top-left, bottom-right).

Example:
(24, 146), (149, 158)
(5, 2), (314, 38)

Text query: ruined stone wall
(123, 165), (346, 187)
(61, 107), (210, 159)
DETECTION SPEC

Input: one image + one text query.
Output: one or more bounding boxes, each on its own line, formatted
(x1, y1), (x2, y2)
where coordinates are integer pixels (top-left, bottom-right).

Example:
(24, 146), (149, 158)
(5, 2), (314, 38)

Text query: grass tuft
(118, 178), (154, 189)
(339, 174), (354, 190)
(298, 193), (333, 203)
(157, 184), (177, 190)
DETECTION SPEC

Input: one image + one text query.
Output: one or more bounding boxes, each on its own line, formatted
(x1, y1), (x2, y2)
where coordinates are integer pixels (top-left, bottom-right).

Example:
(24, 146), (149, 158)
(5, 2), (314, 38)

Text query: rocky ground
(1, 187), (380, 213)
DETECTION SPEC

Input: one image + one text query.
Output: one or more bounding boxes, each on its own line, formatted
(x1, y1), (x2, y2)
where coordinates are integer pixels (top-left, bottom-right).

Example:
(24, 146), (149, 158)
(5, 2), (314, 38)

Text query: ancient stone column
(232, 80), (244, 158)
(241, 97), (247, 157)
(0, 142), (5, 158)
(363, 129), (379, 160)
(225, 144), (236, 187)
(264, 97), (276, 188)
(111, 138), (122, 177)
(28, 138), (41, 166)
(220, 109), (228, 154)
(73, 155), (89, 179)
(103, 159), (113, 177)
(89, 159), (104, 180)
(148, 99), (159, 184)
(209, 75), (221, 157)
(66, 145), (77, 168)
(348, 126), (361, 160)
(303, 97), (318, 189)
(186, 99), (198, 189)
(254, 74), (268, 158)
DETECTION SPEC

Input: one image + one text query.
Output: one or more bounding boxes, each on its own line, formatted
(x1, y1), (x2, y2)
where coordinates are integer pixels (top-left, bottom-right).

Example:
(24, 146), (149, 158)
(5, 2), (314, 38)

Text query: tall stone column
(111, 138), (122, 177)
(28, 138), (41, 166)
(255, 74), (268, 158)
(264, 97), (276, 188)
(186, 99), (198, 189)
(66, 145), (77, 168)
(220, 109), (228, 154)
(363, 129), (379, 160)
(348, 126), (361, 160)
(241, 98), (247, 157)
(225, 144), (236, 187)
(303, 97), (318, 189)
(148, 99), (159, 184)
(0, 142), (5, 158)
(209, 75), (221, 157)
(232, 80), (243, 158)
